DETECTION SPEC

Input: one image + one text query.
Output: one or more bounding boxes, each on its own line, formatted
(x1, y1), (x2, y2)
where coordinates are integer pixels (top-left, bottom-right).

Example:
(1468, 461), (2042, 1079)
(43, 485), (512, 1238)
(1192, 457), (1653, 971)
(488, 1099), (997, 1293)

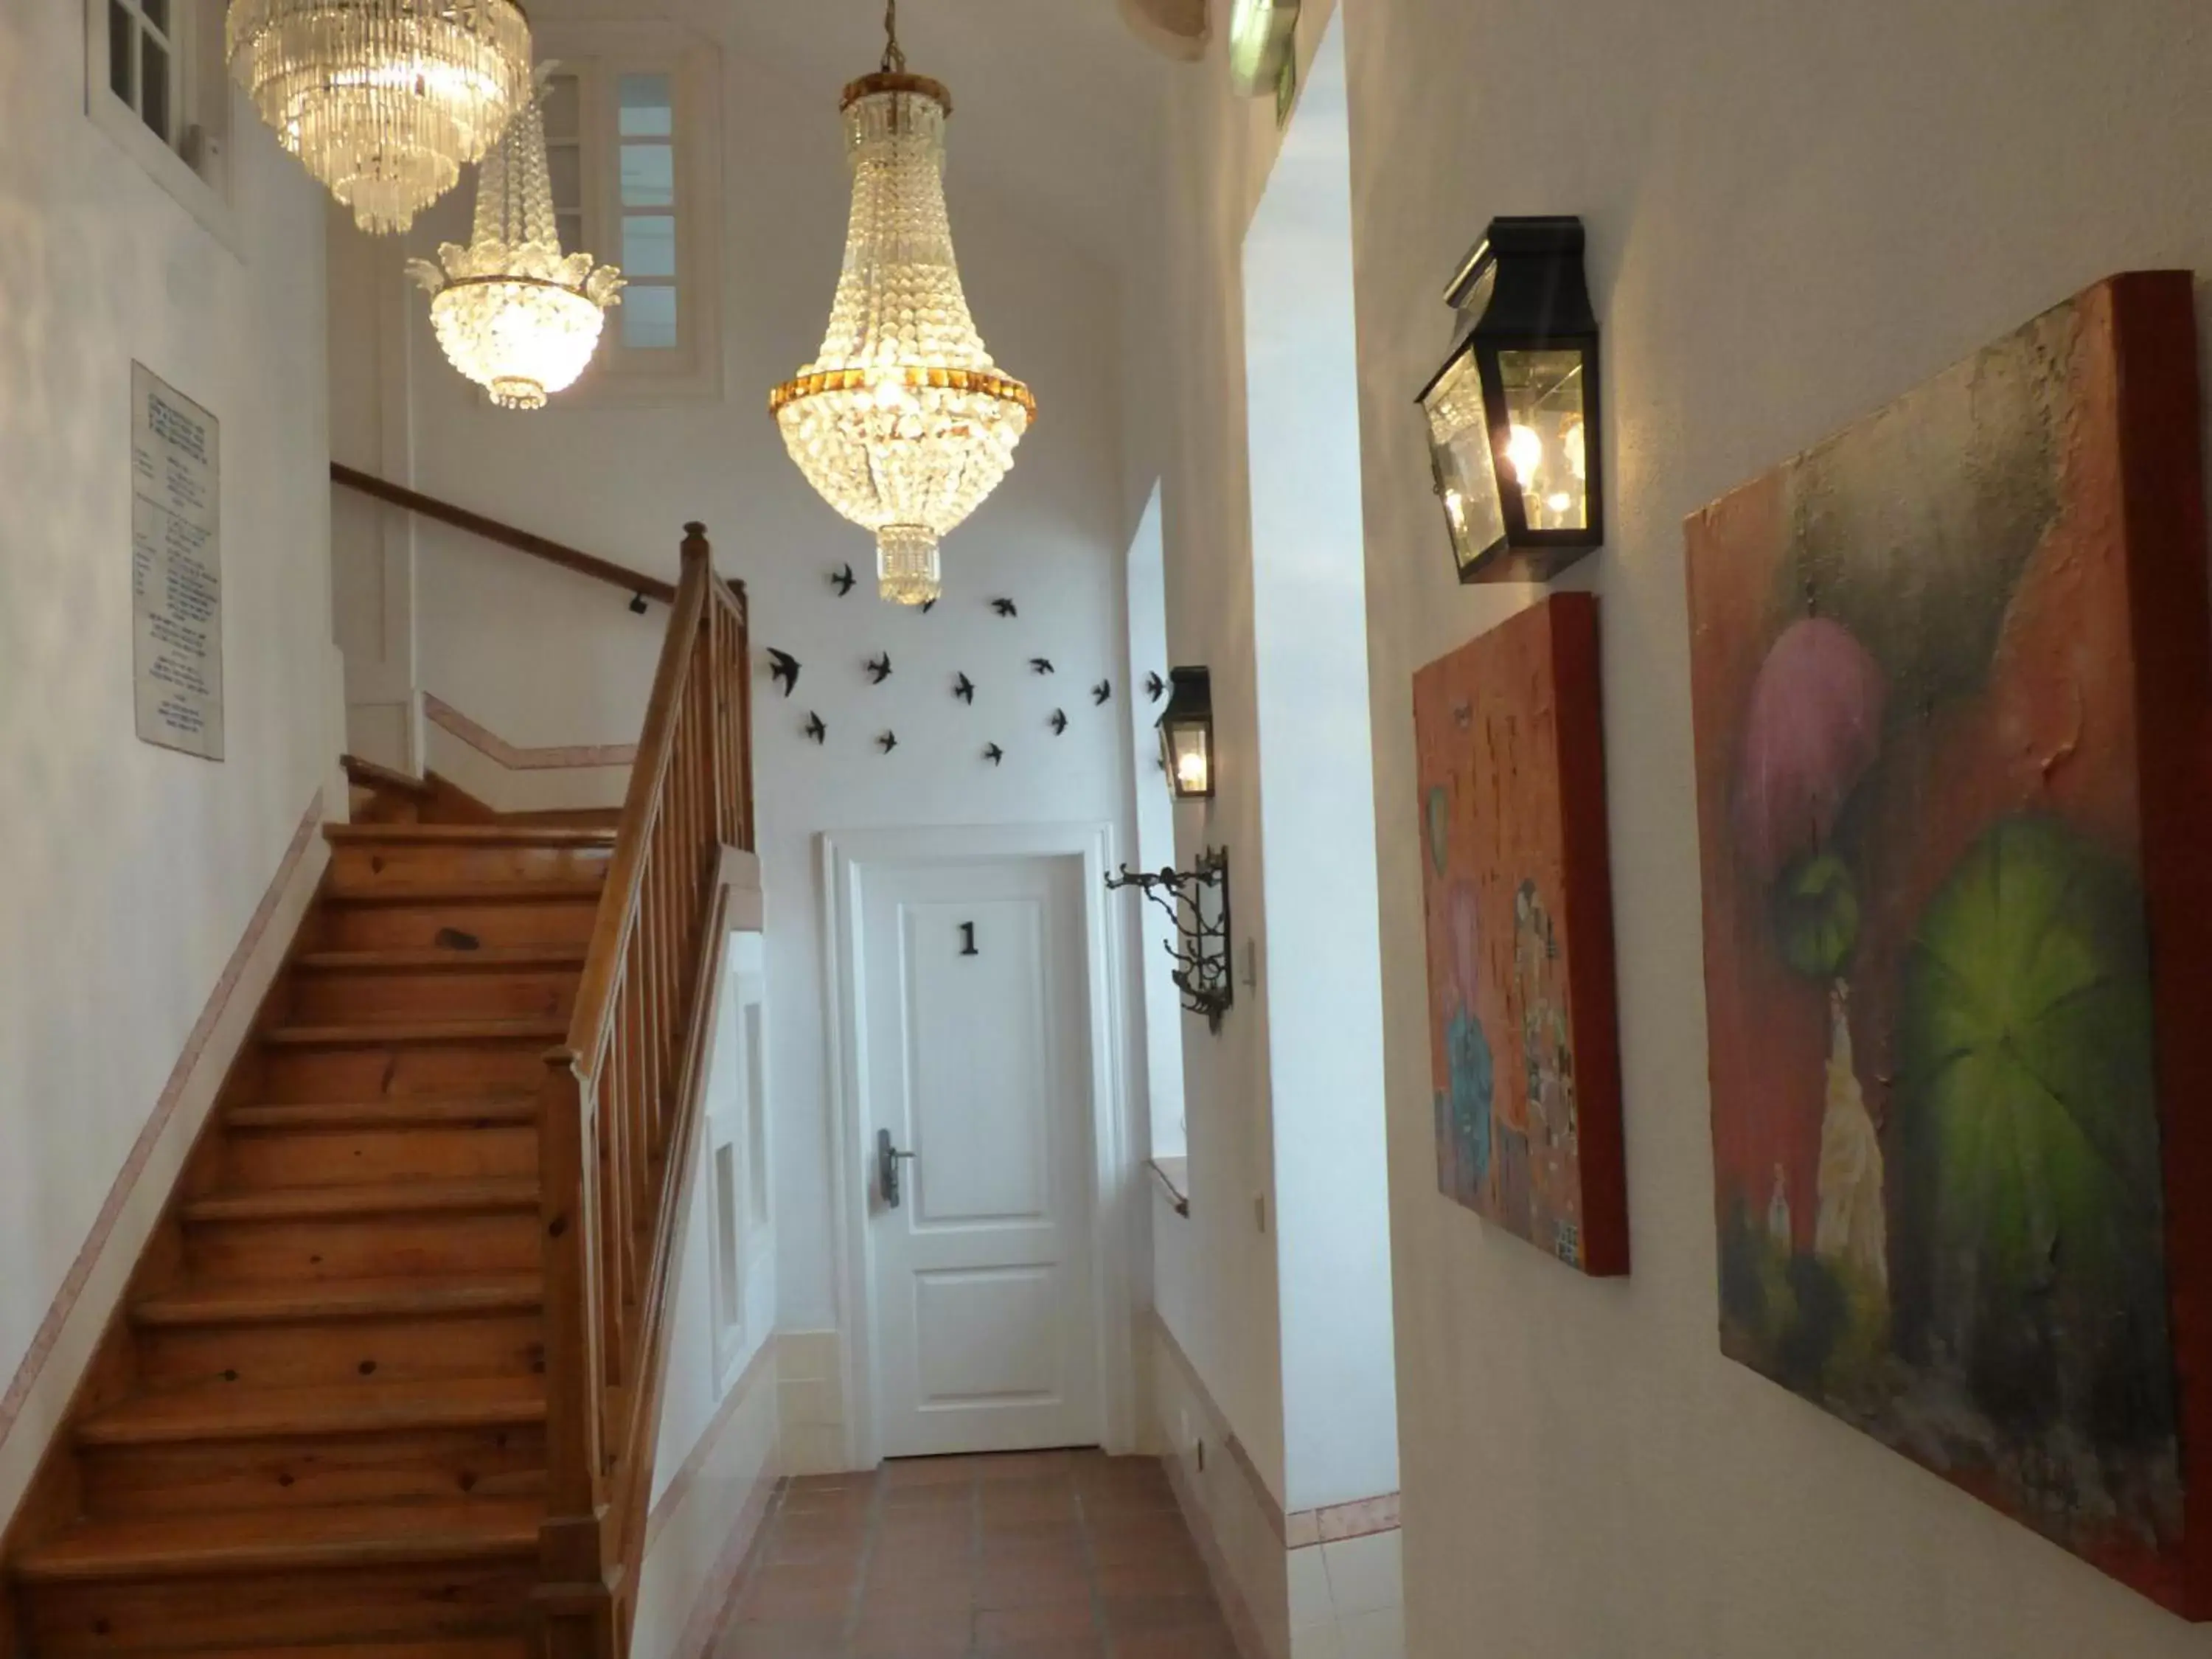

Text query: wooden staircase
(4, 529), (753, 1659)
(10, 824), (605, 1654)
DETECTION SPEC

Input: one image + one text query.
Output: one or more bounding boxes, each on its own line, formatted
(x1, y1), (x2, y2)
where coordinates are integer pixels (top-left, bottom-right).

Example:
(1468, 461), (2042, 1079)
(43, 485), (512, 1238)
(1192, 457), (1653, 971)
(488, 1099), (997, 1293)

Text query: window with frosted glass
(616, 72), (680, 351)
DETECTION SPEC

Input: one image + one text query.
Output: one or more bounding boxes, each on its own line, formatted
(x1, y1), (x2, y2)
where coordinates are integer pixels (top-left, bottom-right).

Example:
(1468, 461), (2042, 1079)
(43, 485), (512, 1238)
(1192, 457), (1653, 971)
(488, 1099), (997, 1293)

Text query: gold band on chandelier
(769, 365), (1037, 421)
(841, 70), (953, 115)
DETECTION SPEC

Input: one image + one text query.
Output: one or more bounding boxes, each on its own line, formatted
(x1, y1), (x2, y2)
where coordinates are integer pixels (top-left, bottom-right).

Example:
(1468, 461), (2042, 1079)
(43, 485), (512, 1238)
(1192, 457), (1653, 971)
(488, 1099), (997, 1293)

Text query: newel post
(535, 1051), (613, 1652)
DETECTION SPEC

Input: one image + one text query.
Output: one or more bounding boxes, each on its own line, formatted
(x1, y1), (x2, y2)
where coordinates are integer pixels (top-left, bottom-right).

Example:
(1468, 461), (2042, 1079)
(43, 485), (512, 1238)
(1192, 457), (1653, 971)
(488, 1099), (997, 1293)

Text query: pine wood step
(295, 947), (589, 973)
(79, 1376), (544, 1447)
(322, 880), (606, 908)
(132, 1277), (546, 1391)
(261, 1020), (568, 1050)
(226, 1098), (539, 1132)
(14, 1498), (540, 1582)
(326, 825), (616, 848)
(313, 889), (604, 953)
(288, 950), (585, 1025)
(134, 1275), (543, 1329)
(168, 1643), (524, 1659)
(181, 1178), (540, 1225)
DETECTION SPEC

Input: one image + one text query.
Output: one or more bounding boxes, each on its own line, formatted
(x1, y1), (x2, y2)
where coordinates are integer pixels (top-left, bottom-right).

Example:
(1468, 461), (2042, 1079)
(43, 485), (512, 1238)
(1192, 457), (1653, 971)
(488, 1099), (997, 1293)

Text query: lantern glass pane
(1422, 349), (1505, 574)
(1496, 347), (1590, 532)
(1165, 723), (1212, 798)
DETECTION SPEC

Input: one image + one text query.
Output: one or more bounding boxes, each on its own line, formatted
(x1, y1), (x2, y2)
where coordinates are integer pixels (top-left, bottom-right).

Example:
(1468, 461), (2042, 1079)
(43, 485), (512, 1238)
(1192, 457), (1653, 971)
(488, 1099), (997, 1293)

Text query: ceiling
(718, 0), (1178, 268)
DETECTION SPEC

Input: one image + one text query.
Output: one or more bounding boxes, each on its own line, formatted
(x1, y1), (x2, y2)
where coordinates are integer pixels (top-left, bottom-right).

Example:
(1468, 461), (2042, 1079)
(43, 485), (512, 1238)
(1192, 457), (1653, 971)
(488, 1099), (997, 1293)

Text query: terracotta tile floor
(712, 1450), (1237, 1659)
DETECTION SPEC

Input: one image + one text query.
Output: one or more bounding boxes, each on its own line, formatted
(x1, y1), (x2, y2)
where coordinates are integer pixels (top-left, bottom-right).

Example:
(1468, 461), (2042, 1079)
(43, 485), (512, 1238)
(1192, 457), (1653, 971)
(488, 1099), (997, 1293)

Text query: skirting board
(0, 789), (329, 1528)
(1147, 1312), (1404, 1659)
(422, 692), (633, 814)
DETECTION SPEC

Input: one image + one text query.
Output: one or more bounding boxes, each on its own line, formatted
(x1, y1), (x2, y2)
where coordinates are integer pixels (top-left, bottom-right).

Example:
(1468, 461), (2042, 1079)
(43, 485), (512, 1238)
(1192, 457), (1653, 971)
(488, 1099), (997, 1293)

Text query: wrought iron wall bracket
(1107, 847), (1232, 1034)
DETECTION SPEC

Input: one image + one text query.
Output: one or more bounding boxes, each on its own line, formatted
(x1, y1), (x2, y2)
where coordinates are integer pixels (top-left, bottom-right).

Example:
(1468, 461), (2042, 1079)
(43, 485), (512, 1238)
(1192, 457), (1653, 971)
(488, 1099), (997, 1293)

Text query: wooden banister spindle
(537, 520), (754, 1659)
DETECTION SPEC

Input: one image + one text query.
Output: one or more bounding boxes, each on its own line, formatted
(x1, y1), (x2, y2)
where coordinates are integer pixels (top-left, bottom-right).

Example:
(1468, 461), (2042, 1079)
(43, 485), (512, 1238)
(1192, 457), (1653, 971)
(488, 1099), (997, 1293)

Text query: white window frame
(85, 0), (238, 249)
(536, 21), (723, 403)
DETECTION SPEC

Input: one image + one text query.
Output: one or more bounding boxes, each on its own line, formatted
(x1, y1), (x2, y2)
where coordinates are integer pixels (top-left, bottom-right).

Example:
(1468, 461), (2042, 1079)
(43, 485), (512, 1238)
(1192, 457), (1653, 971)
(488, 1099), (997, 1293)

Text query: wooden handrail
(330, 461), (679, 605)
(533, 521), (754, 1658)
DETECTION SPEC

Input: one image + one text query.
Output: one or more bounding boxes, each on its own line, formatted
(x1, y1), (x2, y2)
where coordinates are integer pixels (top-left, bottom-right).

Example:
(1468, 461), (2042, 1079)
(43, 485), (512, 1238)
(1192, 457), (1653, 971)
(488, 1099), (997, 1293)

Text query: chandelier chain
(882, 0), (906, 72)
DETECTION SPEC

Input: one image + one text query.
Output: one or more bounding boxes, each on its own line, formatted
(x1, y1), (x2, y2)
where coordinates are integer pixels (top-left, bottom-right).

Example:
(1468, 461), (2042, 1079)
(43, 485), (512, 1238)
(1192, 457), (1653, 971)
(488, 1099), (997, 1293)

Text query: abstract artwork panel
(1413, 593), (1627, 1276)
(1684, 273), (2212, 1615)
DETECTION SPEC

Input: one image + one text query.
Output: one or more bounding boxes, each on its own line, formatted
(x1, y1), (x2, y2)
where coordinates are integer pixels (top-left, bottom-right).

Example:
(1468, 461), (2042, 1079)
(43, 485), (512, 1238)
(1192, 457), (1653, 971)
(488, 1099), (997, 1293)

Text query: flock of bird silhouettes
(759, 564), (1165, 766)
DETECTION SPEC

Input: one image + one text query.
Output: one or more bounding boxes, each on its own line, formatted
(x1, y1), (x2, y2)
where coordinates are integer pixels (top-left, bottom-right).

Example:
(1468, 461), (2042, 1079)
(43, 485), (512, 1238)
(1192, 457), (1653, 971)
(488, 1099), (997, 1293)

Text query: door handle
(877, 1127), (919, 1209)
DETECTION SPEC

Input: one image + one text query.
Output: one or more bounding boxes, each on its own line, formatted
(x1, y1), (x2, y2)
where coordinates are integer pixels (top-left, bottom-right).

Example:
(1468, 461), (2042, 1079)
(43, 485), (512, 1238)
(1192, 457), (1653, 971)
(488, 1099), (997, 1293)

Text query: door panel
(862, 855), (1099, 1457)
(905, 898), (1051, 1228)
(915, 1267), (1059, 1407)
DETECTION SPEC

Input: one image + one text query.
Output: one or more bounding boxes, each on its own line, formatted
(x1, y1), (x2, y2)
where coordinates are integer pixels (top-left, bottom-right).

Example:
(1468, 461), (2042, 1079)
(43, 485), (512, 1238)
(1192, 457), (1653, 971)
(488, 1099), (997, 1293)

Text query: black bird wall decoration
(991, 597), (1018, 618)
(877, 731), (900, 754)
(830, 563), (858, 597)
(1145, 671), (1166, 703)
(866, 653), (893, 684)
(1049, 709), (1068, 735)
(803, 712), (827, 744)
(1030, 657), (1055, 675)
(953, 672), (976, 705)
(984, 743), (1006, 765)
(766, 648), (801, 698)
(1091, 680), (1112, 706)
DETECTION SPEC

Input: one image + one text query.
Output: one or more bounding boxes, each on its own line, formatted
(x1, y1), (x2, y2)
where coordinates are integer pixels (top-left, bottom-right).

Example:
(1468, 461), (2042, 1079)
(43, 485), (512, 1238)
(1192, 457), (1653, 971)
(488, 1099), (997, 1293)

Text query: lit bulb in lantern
(1506, 423), (1544, 488)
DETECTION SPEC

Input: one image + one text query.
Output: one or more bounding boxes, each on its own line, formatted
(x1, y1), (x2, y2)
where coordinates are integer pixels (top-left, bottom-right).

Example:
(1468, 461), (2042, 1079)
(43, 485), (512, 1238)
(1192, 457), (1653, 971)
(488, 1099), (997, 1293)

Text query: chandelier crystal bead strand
(228, 0), (534, 234)
(770, 0), (1036, 606)
(409, 72), (625, 409)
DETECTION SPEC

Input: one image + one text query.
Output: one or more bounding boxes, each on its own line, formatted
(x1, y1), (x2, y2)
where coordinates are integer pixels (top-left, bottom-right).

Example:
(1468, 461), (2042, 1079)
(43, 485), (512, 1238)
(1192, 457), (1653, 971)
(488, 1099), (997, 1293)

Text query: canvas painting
(1414, 593), (1627, 1276)
(1685, 273), (2212, 1614)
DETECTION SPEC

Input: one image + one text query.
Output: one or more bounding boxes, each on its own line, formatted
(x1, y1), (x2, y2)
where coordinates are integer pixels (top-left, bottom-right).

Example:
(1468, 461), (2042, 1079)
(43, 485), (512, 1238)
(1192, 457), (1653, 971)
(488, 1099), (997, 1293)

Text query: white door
(860, 854), (1100, 1457)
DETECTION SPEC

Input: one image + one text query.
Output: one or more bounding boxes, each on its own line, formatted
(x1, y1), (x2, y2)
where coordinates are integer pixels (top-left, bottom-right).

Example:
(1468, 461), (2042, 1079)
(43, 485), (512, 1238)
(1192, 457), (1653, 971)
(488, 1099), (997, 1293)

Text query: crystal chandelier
(408, 80), (625, 410)
(228, 0), (533, 234)
(770, 0), (1036, 606)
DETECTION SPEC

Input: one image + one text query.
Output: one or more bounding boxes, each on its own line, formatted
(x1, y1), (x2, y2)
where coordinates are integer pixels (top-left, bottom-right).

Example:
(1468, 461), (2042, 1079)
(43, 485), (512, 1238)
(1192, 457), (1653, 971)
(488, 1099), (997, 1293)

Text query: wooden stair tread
(164, 1643), (524, 1659)
(135, 1273), (543, 1328)
(227, 1097), (539, 1131)
(262, 1019), (569, 1048)
(326, 824), (616, 848)
(80, 1374), (544, 1446)
(294, 947), (589, 973)
(323, 879), (605, 907)
(182, 1177), (540, 1224)
(15, 1498), (541, 1582)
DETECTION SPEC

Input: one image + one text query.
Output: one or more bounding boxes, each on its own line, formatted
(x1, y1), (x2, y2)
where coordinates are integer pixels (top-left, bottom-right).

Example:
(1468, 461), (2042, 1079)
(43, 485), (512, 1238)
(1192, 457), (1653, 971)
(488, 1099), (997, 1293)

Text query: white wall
(1139, 0), (2212, 1652)
(1242, 16), (1395, 1517)
(1123, 485), (1188, 1156)
(1127, 0), (1405, 1528)
(651, 931), (776, 1507)
(0, 0), (339, 1517)
(1323, 1), (2212, 1655)
(1122, 30), (1294, 1523)
(326, 1), (1143, 1365)
(634, 929), (781, 1659)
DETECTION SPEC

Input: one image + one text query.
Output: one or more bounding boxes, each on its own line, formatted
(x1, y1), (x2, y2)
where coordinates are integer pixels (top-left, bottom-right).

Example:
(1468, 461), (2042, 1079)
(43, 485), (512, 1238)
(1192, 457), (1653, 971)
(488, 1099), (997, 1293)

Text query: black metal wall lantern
(1107, 849), (1232, 1034)
(1157, 667), (1215, 801)
(1416, 216), (1603, 584)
